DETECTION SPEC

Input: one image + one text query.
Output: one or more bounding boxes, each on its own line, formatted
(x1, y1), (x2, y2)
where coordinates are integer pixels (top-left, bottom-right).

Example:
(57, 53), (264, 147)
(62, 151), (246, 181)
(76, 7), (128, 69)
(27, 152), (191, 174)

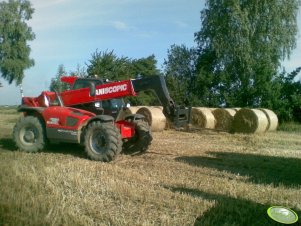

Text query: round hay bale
(209, 108), (217, 112)
(212, 108), (236, 132)
(232, 108), (241, 112)
(233, 108), (269, 133)
(136, 107), (166, 132)
(164, 118), (173, 130)
(150, 106), (172, 130)
(259, 108), (278, 131)
(191, 107), (216, 129)
(116, 106), (142, 121)
(152, 106), (164, 110)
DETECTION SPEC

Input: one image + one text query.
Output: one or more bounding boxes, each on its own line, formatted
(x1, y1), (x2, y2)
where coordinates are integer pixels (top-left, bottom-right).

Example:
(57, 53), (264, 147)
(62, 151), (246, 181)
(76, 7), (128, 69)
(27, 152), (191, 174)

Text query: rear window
(72, 79), (103, 90)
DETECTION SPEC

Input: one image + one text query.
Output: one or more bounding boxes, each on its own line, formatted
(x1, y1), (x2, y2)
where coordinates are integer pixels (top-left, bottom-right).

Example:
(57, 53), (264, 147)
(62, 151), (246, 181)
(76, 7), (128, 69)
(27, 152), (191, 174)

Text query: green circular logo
(267, 206), (298, 224)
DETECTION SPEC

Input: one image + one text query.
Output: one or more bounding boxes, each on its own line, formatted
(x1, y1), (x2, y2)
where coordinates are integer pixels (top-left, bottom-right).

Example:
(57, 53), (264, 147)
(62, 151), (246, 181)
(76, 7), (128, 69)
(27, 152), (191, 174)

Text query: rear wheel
(13, 116), (46, 152)
(84, 121), (122, 162)
(123, 120), (152, 154)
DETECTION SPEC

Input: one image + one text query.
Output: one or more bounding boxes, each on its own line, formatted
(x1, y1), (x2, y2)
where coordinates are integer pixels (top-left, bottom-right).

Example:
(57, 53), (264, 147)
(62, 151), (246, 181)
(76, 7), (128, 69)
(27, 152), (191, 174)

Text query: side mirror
(89, 82), (96, 97)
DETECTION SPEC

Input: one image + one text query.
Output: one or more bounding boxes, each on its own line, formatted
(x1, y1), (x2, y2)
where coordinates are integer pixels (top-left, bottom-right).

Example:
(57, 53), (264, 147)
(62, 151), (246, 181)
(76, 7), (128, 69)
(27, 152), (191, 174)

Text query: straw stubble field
(0, 107), (300, 226)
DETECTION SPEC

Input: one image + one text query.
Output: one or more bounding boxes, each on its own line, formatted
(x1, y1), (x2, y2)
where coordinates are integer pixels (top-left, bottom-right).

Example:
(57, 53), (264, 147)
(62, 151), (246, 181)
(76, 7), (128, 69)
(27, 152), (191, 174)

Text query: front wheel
(84, 121), (122, 162)
(13, 116), (46, 152)
(123, 120), (152, 154)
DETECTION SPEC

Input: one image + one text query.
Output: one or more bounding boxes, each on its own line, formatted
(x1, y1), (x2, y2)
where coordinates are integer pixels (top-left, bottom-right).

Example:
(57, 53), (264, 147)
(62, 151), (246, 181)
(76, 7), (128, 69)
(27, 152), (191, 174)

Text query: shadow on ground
(176, 152), (301, 187)
(43, 143), (86, 159)
(0, 138), (15, 151)
(0, 137), (86, 159)
(165, 186), (300, 226)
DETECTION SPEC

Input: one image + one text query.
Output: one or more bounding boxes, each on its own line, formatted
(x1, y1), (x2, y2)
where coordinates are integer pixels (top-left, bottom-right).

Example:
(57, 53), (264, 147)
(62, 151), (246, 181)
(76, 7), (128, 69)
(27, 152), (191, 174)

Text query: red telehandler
(13, 75), (190, 162)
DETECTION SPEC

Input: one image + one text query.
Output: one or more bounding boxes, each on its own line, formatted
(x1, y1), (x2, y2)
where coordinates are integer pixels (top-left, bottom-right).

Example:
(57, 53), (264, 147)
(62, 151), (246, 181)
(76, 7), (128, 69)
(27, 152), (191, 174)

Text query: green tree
(70, 64), (88, 77)
(86, 50), (131, 81)
(128, 55), (162, 106)
(86, 49), (162, 106)
(272, 67), (301, 122)
(164, 44), (198, 105)
(195, 0), (300, 107)
(49, 64), (69, 92)
(131, 55), (161, 77)
(0, 0), (35, 85)
(86, 50), (161, 80)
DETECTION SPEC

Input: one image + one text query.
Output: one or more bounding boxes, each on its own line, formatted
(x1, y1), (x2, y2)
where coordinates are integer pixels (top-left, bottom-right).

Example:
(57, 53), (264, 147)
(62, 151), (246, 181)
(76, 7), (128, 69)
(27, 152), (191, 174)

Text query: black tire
(84, 121), (122, 162)
(13, 116), (46, 152)
(123, 120), (152, 154)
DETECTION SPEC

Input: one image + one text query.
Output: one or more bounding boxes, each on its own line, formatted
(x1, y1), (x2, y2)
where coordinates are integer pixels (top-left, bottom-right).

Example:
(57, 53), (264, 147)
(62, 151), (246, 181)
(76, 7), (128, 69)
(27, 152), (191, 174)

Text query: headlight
(94, 102), (101, 108)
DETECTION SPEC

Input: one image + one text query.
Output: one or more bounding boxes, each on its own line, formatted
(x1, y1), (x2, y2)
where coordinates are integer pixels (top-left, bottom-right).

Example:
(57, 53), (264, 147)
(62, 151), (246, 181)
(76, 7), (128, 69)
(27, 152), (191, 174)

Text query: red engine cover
(42, 106), (95, 130)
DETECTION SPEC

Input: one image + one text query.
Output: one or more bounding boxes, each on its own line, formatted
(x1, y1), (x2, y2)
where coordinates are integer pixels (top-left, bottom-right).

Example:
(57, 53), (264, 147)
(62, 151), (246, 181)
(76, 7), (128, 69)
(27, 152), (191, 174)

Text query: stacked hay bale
(212, 108), (236, 132)
(150, 106), (174, 129)
(259, 108), (278, 131)
(136, 106), (166, 132)
(209, 108), (217, 112)
(232, 108), (269, 133)
(152, 106), (163, 110)
(232, 108), (241, 112)
(116, 106), (278, 134)
(191, 107), (216, 129)
(116, 106), (142, 121)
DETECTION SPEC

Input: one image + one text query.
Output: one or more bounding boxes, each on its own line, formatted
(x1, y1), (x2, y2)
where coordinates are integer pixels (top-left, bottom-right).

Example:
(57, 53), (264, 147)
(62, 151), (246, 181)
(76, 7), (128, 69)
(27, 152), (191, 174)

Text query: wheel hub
(96, 136), (105, 147)
(91, 132), (106, 153)
(23, 129), (36, 143)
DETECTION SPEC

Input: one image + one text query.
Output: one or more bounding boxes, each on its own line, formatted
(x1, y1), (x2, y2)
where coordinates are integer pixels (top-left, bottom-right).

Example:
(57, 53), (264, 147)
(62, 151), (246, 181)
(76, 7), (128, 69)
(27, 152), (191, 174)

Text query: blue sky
(0, 0), (300, 105)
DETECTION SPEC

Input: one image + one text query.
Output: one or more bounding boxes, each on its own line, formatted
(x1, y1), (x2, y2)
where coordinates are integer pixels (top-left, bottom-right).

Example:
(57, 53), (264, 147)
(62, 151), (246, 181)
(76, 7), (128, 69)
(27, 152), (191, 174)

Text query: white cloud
(112, 21), (134, 31)
(28, 0), (110, 31)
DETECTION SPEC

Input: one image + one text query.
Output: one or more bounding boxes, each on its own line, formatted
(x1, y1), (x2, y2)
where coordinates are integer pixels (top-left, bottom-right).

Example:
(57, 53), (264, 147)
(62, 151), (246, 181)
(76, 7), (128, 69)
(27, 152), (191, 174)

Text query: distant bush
(278, 122), (301, 132)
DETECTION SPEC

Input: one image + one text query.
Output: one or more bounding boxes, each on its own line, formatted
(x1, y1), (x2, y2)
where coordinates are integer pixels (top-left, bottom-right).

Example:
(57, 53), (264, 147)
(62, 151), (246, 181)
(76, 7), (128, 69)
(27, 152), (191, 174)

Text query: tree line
(1, 0), (301, 122)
